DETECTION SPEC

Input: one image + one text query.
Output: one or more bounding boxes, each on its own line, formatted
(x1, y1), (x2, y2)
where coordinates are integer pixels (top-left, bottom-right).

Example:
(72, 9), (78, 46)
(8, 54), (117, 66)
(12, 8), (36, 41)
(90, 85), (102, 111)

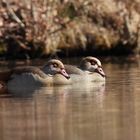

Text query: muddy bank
(0, 0), (140, 59)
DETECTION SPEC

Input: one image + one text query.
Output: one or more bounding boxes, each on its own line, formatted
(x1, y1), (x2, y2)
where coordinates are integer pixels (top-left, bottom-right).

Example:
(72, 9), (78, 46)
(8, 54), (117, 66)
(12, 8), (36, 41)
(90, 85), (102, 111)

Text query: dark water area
(0, 56), (140, 140)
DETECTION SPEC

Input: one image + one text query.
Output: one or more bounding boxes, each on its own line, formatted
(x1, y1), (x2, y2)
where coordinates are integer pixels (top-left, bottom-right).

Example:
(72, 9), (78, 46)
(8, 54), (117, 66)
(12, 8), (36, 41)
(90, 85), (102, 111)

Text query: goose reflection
(7, 81), (105, 99)
(0, 81), (105, 140)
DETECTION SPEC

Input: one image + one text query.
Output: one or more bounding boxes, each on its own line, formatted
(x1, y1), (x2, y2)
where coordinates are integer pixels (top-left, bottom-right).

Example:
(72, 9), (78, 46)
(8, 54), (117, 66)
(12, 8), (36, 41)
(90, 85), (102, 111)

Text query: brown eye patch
(53, 63), (58, 68)
(90, 61), (96, 65)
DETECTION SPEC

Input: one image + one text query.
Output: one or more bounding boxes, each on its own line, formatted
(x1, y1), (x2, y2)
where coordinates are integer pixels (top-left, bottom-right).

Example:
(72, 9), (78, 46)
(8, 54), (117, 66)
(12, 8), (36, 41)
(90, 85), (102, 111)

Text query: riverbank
(0, 0), (140, 59)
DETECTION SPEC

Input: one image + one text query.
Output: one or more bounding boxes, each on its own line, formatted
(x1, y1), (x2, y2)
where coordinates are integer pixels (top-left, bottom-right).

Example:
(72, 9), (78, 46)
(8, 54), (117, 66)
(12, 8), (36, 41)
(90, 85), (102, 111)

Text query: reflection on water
(0, 58), (140, 140)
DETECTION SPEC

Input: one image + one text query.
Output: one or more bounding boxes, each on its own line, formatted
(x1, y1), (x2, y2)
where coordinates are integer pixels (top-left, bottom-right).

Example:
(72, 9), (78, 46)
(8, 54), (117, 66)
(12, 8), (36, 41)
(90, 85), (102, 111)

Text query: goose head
(42, 59), (70, 79)
(79, 56), (106, 77)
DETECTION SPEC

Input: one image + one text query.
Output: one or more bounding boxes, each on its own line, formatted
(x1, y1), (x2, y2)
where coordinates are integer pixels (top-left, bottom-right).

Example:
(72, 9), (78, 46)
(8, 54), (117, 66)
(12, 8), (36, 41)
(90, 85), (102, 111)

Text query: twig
(2, 0), (25, 28)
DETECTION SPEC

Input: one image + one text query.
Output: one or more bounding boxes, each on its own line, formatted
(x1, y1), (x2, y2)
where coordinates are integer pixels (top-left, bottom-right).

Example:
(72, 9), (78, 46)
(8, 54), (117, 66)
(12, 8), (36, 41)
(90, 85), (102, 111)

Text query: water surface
(0, 57), (140, 140)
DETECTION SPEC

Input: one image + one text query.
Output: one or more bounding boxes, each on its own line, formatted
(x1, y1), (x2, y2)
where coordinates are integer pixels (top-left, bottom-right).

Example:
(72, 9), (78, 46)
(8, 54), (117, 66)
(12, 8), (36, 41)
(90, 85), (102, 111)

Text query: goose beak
(95, 67), (106, 78)
(60, 69), (70, 79)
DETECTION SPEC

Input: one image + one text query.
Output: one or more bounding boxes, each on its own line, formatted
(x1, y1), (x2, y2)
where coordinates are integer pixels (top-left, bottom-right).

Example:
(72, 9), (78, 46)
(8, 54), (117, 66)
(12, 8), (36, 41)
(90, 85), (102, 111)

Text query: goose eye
(53, 63), (58, 68)
(91, 61), (96, 65)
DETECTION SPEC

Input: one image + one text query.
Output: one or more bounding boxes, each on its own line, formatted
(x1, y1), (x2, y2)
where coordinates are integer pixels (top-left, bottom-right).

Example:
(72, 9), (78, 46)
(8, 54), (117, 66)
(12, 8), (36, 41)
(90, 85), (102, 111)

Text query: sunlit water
(0, 57), (140, 140)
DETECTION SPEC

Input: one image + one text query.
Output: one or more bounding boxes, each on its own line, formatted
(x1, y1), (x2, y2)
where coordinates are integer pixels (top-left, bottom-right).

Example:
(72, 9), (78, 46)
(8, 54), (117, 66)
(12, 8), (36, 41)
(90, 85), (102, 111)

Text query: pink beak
(60, 69), (70, 79)
(95, 67), (106, 77)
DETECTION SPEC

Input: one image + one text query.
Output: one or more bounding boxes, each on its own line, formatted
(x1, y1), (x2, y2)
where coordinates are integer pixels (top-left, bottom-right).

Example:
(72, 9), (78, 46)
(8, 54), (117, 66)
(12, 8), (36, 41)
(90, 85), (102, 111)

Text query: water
(0, 57), (140, 140)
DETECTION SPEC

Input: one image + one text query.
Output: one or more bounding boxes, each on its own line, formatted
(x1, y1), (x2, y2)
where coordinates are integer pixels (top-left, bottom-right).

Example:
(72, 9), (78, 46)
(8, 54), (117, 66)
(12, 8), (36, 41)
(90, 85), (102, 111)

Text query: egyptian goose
(65, 56), (106, 82)
(0, 59), (70, 90)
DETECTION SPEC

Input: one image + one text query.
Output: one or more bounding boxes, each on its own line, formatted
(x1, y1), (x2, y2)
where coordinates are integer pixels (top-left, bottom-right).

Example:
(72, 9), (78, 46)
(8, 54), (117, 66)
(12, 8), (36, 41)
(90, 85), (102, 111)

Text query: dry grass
(0, 0), (140, 58)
